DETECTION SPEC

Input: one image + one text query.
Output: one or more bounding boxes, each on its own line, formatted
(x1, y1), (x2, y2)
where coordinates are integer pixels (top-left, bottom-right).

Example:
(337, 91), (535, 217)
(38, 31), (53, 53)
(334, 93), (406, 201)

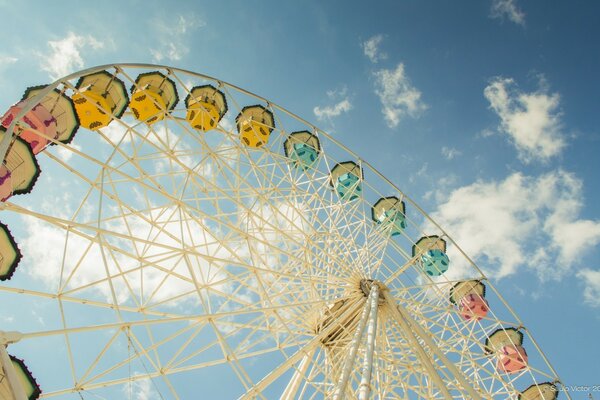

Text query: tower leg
(358, 284), (379, 400)
(280, 348), (315, 400)
(332, 285), (377, 400)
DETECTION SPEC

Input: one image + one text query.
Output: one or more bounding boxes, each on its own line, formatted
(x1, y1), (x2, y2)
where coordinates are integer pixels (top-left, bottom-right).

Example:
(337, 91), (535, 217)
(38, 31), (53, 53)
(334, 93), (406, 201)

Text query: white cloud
(21, 205), (234, 307)
(97, 122), (211, 176)
(409, 162), (428, 184)
(150, 14), (205, 62)
(441, 147), (462, 160)
(313, 99), (352, 121)
(100, 120), (132, 144)
(484, 77), (565, 163)
(38, 32), (104, 80)
(423, 174), (459, 204)
(373, 63), (427, 128)
(243, 199), (313, 248)
(128, 377), (159, 400)
(0, 54), (18, 66)
(430, 170), (600, 280)
(0, 315), (14, 323)
(313, 86), (352, 121)
(577, 269), (600, 308)
(326, 86), (348, 100)
(362, 35), (387, 63)
(477, 128), (495, 138)
(218, 115), (234, 132)
(54, 142), (82, 162)
(490, 0), (526, 26)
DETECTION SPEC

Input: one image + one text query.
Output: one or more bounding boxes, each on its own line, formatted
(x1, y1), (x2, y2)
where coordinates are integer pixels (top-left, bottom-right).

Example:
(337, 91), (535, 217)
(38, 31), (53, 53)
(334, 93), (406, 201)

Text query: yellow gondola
(185, 85), (228, 131)
(72, 71), (128, 130)
(129, 71), (178, 124)
(235, 105), (274, 148)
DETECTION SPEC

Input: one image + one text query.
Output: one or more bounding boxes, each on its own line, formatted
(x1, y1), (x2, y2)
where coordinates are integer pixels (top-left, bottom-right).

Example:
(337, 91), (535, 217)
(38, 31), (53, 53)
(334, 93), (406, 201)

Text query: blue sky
(1, 0), (599, 397)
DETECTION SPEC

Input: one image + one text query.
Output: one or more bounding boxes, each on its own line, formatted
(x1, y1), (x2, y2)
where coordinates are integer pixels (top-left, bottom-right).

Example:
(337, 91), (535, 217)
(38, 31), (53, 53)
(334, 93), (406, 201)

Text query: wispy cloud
(431, 170), (600, 280)
(21, 203), (233, 306)
(484, 76), (565, 163)
(490, 0), (525, 26)
(577, 269), (600, 308)
(441, 146), (462, 160)
(362, 35), (387, 63)
(373, 63), (427, 128)
(54, 143), (82, 162)
(313, 86), (352, 122)
(313, 99), (352, 121)
(38, 32), (104, 80)
(126, 377), (159, 400)
(150, 14), (205, 62)
(0, 54), (18, 67)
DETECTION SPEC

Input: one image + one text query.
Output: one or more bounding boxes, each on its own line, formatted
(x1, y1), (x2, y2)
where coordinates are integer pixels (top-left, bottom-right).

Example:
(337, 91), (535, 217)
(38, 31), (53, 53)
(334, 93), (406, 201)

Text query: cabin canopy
(485, 327), (523, 354)
(412, 235), (447, 256)
(450, 280), (486, 304)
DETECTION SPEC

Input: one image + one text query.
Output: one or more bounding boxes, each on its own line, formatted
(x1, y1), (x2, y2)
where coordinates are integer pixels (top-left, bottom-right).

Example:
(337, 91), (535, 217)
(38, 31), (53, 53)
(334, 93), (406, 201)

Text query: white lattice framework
(0, 64), (567, 399)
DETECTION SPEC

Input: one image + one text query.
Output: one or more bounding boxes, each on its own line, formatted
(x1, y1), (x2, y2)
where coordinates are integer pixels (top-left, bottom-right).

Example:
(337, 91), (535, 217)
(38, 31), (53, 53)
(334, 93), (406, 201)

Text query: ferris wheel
(0, 64), (567, 399)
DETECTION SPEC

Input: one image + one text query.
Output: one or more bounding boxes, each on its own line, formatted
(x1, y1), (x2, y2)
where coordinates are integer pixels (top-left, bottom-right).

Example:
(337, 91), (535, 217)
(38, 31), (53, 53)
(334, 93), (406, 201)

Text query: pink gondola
(459, 293), (489, 321)
(1, 102), (58, 154)
(497, 344), (528, 373)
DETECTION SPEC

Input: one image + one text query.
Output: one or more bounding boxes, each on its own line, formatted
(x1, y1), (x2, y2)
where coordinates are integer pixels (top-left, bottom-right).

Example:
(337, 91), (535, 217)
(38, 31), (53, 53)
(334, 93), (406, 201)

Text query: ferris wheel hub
(359, 279), (386, 304)
(314, 280), (386, 347)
